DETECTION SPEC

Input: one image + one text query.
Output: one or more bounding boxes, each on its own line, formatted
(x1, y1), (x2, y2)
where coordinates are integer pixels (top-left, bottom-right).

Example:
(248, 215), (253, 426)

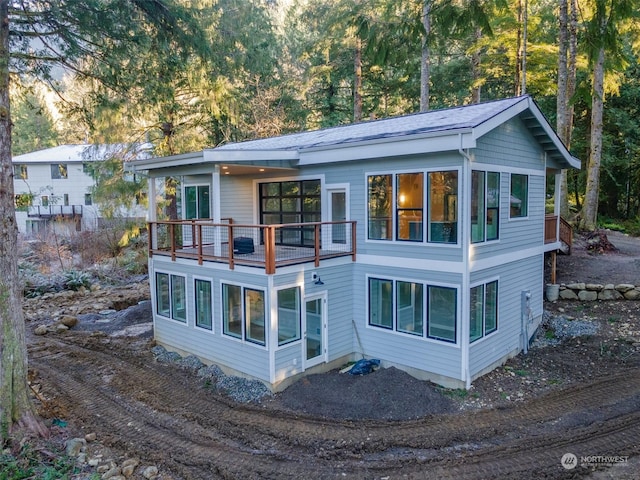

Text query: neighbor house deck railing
(27, 205), (83, 218)
(148, 219), (357, 274)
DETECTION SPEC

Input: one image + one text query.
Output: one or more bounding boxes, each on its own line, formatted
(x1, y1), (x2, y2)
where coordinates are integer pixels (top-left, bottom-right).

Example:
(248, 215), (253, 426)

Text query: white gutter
(459, 134), (472, 390)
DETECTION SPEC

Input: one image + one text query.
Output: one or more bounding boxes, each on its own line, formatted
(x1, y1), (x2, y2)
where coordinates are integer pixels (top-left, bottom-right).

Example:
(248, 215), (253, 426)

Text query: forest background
(11, 0), (640, 233)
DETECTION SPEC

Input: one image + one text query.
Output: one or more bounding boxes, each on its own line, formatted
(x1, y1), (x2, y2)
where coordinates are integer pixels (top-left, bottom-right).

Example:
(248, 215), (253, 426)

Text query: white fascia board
(127, 151), (206, 171)
(298, 130), (475, 165)
(204, 149), (299, 162)
(471, 97), (529, 140)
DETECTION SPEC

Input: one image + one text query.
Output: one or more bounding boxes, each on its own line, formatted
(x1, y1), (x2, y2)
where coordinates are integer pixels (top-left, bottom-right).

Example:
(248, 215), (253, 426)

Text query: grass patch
(0, 443), (84, 480)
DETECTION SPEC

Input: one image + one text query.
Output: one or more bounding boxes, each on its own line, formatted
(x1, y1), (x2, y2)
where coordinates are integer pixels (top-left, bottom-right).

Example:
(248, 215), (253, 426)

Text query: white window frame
(154, 271), (188, 325)
(220, 281), (268, 348)
(193, 276), (214, 333)
(469, 278), (499, 344)
(275, 284), (302, 347)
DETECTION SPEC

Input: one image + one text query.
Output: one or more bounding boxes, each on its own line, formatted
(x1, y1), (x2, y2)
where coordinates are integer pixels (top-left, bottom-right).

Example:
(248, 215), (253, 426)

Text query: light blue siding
(474, 118), (546, 170)
(468, 255), (543, 378)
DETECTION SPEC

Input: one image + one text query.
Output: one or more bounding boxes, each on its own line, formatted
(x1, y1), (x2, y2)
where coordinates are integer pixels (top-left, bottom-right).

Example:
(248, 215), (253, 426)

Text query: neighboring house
(12, 144), (148, 235)
(128, 95), (579, 391)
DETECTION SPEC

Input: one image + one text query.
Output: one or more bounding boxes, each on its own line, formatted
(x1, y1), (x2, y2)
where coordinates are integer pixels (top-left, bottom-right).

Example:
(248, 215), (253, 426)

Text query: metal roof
(12, 144), (152, 163)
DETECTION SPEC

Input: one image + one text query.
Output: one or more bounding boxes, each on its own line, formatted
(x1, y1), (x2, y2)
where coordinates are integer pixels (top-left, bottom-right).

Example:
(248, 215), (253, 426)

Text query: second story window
(510, 174), (528, 218)
(471, 171), (500, 243)
(41, 195), (49, 207)
(51, 163), (68, 179)
(13, 164), (28, 179)
(368, 170), (458, 244)
(84, 194), (92, 205)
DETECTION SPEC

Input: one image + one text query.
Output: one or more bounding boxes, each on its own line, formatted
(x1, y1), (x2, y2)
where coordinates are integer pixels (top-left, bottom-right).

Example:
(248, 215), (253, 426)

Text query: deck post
(197, 223), (203, 265)
(228, 224), (235, 270)
(265, 226), (276, 274)
(169, 223), (176, 261)
(314, 223), (320, 268)
(148, 222), (154, 258)
(351, 221), (357, 261)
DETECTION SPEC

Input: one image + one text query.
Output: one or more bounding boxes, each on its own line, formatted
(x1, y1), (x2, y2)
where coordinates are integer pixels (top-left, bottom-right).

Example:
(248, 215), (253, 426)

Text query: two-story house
(128, 95), (579, 391)
(13, 144), (148, 235)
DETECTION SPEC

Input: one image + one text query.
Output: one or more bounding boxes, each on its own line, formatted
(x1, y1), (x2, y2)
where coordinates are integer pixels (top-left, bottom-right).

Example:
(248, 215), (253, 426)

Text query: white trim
(303, 291), (328, 369)
(268, 275), (277, 383)
(460, 148), (471, 386)
(273, 283), (304, 350)
(364, 273), (461, 348)
(468, 276), (500, 347)
(470, 245), (543, 271)
(192, 275), (215, 334)
(358, 254), (465, 274)
(219, 279), (269, 349)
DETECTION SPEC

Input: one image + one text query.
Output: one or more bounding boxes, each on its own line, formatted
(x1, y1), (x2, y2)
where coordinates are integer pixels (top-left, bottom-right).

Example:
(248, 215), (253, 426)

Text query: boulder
(565, 282), (585, 290)
(559, 289), (579, 300)
(60, 315), (78, 328)
(34, 325), (48, 335)
(585, 283), (604, 291)
(615, 284), (636, 293)
(65, 438), (86, 457)
(598, 289), (623, 301)
(578, 290), (598, 301)
(624, 289), (640, 300)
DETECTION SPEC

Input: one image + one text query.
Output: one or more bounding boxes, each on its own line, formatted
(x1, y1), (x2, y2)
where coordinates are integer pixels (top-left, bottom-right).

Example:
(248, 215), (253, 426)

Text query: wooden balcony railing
(148, 219), (357, 274)
(544, 214), (573, 252)
(27, 205), (83, 218)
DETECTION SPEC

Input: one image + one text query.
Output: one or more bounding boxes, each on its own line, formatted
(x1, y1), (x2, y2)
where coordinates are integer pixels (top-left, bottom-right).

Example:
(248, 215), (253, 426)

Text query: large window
(155, 272), (186, 323)
(195, 279), (212, 330)
(427, 286), (457, 342)
(368, 278), (456, 343)
(13, 164), (27, 179)
(277, 287), (301, 346)
(428, 171), (458, 243)
(185, 185), (210, 219)
(470, 280), (498, 343)
(471, 171), (500, 243)
(510, 174), (528, 218)
(51, 163), (68, 179)
(222, 283), (266, 346)
(259, 180), (321, 246)
(396, 173), (424, 241)
(368, 171), (458, 243)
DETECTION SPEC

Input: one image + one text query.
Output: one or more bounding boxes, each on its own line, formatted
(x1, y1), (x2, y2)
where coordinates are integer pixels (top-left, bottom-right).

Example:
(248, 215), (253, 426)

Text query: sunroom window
(428, 171), (458, 243)
(427, 285), (456, 342)
(222, 283), (266, 346)
(195, 279), (212, 330)
(396, 173), (424, 241)
(155, 272), (186, 323)
(470, 280), (498, 342)
(367, 175), (392, 240)
(277, 287), (301, 346)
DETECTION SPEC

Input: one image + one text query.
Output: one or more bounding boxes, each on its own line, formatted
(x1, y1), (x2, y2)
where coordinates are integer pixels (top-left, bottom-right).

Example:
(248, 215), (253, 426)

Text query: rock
(559, 289), (579, 300)
(88, 457), (101, 467)
(65, 438), (86, 457)
(34, 325), (48, 335)
(585, 283), (603, 291)
(101, 465), (121, 479)
(142, 466), (159, 479)
(54, 323), (69, 333)
(578, 290), (598, 301)
(565, 282), (585, 290)
(60, 315), (78, 327)
(121, 458), (139, 477)
(624, 289), (640, 300)
(615, 284), (636, 293)
(598, 289), (623, 301)
(85, 432), (97, 442)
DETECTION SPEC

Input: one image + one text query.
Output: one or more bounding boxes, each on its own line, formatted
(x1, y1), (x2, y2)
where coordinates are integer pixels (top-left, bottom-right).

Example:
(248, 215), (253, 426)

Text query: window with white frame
(471, 171), (500, 243)
(470, 280), (498, 342)
(13, 164), (27, 179)
(51, 163), (68, 179)
(194, 279), (212, 330)
(368, 277), (457, 343)
(277, 287), (301, 346)
(510, 174), (528, 218)
(222, 283), (266, 346)
(155, 272), (186, 322)
(367, 170), (458, 244)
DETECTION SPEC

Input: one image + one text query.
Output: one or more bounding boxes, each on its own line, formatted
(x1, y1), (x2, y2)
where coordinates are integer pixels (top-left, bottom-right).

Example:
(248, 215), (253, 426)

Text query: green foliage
(63, 270), (92, 291)
(10, 89), (59, 156)
(0, 443), (78, 480)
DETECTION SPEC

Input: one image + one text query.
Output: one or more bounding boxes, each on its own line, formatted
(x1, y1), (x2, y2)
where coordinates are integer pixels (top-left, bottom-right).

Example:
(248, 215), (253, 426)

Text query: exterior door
(304, 294), (327, 368)
(327, 187), (348, 251)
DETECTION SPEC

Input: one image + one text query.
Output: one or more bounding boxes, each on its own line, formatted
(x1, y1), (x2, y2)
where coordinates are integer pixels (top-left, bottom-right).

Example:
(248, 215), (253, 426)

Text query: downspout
(459, 134), (472, 389)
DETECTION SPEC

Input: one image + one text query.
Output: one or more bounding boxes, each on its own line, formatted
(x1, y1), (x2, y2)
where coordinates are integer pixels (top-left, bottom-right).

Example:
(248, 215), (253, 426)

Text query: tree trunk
(354, 36), (362, 122)
(0, 0), (47, 444)
(520, 0), (528, 95)
(580, 46), (605, 230)
(514, 0), (522, 96)
(420, 0), (431, 112)
(557, 0), (569, 217)
(471, 28), (482, 104)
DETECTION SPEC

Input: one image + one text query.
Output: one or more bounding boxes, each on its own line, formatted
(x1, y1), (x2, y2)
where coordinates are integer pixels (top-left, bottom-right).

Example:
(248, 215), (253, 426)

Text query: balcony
(27, 205), (83, 219)
(148, 219), (357, 274)
(544, 214), (573, 253)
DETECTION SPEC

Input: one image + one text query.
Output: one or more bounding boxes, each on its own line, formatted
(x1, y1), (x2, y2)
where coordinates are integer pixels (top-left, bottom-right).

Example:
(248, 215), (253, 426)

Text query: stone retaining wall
(555, 283), (640, 301)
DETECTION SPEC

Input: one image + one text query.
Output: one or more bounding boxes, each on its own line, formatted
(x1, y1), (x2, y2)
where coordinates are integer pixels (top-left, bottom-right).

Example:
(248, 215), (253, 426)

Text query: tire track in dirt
(29, 333), (640, 479)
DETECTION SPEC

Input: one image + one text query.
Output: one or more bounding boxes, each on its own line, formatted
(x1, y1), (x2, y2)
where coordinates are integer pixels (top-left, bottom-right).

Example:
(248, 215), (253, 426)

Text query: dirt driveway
(25, 230), (640, 479)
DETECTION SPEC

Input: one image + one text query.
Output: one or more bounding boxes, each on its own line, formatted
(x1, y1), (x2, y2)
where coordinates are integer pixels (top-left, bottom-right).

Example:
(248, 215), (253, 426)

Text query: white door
(327, 187), (349, 251)
(304, 294), (327, 369)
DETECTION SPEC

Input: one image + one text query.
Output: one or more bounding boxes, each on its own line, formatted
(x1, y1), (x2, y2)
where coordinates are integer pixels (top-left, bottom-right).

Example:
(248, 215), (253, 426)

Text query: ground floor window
(470, 280), (498, 342)
(368, 277), (457, 343)
(156, 272), (186, 323)
(195, 279), (212, 330)
(222, 283), (266, 346)
(277, 287), (301, 346)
